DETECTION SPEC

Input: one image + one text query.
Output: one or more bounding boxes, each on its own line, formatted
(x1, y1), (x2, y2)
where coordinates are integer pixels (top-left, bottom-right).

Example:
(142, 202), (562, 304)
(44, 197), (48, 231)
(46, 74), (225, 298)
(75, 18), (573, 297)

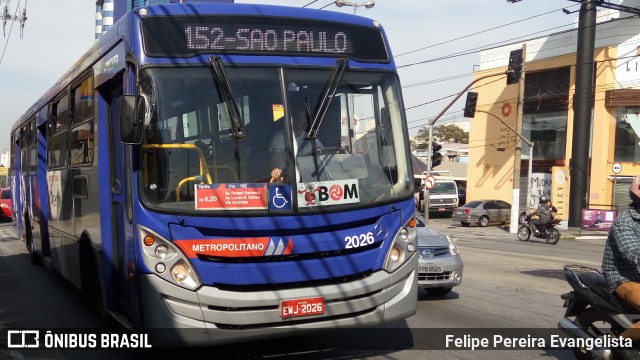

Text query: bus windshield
(138, 66), (411, 213)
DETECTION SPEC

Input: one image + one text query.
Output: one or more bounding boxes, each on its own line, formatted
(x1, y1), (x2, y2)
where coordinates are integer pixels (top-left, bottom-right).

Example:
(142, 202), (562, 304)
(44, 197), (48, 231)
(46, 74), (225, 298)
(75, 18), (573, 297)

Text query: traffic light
(463, 91), (478, 118)
(506, 49), (523, 85)
(431, 142), (443, 169)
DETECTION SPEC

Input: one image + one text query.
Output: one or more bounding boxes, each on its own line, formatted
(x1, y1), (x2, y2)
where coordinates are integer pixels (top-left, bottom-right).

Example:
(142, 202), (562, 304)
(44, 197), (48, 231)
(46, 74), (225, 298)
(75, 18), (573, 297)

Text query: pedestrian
(601, 175), (640, 340)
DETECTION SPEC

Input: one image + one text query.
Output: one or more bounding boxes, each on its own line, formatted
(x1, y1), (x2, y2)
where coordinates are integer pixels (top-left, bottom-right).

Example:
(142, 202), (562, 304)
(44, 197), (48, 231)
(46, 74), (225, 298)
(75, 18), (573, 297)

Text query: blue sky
(0, 0), (578, 153)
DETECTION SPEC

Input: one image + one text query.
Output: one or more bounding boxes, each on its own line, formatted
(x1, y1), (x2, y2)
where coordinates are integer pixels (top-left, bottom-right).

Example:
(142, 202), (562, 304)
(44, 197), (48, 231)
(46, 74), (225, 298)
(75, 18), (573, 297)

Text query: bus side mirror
(120, 95), (144, 144)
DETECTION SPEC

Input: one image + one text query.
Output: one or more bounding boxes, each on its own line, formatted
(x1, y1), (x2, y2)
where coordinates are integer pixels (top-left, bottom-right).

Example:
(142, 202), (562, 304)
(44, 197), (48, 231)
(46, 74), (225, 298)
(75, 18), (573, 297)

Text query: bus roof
(12, 2), (395, 132)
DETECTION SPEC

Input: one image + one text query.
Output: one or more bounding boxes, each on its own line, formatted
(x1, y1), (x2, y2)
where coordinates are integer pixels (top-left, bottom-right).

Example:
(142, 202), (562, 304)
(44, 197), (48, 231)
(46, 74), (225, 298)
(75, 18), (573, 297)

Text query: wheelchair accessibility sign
(268, 185), (292, 210)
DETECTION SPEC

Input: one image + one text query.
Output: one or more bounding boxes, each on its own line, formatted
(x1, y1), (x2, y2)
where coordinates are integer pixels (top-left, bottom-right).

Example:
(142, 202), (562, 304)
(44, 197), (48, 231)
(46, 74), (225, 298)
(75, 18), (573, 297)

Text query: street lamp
(335, 0), (375, 14)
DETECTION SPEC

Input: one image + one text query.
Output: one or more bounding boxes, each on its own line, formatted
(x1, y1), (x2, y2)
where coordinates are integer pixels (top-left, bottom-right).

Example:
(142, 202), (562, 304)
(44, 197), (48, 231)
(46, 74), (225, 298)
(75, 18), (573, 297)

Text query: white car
(417, 225), (463, 296)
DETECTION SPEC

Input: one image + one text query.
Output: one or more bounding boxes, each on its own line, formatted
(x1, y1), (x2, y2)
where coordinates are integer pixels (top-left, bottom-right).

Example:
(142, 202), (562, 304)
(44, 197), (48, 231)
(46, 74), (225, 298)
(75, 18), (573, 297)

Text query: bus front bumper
(138, 253), (418, 347)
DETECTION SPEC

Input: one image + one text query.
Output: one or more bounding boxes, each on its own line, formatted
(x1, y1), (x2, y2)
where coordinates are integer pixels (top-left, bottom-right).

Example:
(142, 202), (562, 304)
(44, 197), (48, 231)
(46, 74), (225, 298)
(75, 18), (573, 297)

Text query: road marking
(0, 228), (17, 240)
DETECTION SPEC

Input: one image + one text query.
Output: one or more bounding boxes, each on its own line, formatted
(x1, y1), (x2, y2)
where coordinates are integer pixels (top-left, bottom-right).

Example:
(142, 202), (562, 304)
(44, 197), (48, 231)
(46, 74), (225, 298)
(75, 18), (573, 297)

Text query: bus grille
(213, 308), (377, 330)
(213, 270), (374, 292)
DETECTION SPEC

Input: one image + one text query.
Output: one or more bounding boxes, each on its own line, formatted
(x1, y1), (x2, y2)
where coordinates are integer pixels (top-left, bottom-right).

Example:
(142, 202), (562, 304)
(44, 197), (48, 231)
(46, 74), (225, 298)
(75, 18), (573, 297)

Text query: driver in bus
(269, 105), (324, 182)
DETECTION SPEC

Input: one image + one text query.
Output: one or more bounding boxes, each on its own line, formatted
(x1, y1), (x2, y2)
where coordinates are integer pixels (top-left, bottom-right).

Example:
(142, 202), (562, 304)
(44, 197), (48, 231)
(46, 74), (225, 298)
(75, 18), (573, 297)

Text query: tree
(413, 127), (431, 149)
(433, 124), (469, 144)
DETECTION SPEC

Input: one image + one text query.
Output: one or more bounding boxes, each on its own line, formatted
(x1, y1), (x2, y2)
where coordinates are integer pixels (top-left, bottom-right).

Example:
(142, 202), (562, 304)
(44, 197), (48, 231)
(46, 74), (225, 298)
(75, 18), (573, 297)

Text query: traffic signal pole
(568, 0), (596, 228)
(422, 71), (509, 224)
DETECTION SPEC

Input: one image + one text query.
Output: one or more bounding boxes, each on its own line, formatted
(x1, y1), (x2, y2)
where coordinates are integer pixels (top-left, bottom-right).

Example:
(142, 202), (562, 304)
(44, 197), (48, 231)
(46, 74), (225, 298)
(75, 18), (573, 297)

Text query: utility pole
(568, 0), (596, 227)
(510, 44), (526, 234)
(1, 0), (27, 38)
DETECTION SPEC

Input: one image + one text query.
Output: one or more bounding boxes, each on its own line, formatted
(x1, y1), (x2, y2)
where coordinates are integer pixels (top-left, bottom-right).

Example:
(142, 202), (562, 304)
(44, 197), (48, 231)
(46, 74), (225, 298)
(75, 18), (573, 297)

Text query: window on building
(522, 68), (570, 161)
(614, 107), (640, 162)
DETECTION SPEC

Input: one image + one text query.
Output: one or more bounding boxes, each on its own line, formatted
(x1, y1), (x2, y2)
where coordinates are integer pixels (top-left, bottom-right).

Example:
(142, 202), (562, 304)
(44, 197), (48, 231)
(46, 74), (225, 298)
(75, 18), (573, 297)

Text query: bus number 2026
(344, 232), (374, 249)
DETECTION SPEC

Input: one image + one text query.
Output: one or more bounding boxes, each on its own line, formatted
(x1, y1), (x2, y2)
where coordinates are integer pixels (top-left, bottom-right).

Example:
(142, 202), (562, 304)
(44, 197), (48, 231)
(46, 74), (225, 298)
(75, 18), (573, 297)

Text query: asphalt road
(0, 218), (608, 360)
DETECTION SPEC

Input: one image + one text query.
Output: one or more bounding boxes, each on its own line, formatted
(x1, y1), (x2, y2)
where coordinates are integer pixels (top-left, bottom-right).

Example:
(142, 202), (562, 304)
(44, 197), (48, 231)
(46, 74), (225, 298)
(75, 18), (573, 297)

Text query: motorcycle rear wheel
(517, 225), (531, 241)
(546, 228), (561, 245)
(573, 308), (621, 360)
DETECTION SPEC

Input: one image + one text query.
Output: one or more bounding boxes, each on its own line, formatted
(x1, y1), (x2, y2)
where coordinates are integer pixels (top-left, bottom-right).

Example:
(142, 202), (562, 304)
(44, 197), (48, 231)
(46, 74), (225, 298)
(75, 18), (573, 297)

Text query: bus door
(103, 79), (138, 324)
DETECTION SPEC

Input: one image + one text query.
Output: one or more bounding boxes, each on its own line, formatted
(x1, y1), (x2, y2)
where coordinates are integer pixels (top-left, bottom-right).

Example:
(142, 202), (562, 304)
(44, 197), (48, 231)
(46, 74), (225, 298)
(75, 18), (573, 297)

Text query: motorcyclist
(529, 196), (552, 235)
(601, 175), (640, 340)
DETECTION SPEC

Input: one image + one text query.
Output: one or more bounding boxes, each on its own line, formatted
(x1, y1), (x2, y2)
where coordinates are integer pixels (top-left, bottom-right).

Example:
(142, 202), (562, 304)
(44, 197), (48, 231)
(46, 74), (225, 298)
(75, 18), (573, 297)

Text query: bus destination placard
(184, 24), (352, 54)
(142, 16), (389, 62)
(195, 183), (267, 210)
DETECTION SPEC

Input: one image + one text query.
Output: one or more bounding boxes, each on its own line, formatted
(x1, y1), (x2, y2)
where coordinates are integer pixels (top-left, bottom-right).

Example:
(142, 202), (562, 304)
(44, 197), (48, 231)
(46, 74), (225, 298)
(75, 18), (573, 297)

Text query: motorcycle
(558, 264), (640, 359)
(517, 213), (561, 244)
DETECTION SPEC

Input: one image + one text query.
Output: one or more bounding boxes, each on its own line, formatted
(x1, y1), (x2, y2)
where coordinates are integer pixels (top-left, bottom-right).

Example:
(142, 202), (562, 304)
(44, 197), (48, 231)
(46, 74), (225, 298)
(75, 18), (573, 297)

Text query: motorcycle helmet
(629, 175), (640, 206)
(539, 196), (548, 204)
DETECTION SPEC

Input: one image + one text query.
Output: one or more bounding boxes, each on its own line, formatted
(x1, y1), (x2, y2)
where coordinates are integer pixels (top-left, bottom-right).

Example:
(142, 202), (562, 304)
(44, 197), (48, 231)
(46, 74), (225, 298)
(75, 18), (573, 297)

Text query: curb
(573, 236), (607, 240)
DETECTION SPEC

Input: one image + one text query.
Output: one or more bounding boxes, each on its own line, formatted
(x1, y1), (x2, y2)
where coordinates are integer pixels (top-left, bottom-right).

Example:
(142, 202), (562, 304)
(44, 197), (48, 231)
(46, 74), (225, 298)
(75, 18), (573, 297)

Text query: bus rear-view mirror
(120, 95), (144, 144)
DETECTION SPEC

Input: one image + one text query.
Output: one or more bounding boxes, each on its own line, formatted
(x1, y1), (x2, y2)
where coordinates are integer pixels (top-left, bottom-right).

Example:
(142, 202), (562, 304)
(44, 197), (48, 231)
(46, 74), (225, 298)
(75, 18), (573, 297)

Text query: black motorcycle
(517, 213), (561, 244)
(558, 264), (640, 359)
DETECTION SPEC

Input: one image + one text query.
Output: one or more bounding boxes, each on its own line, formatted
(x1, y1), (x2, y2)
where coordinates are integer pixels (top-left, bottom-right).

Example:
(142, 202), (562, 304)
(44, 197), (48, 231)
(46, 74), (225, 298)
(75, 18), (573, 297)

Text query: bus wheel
(81, 245), (115, 329)
(24, 217), (42, 266)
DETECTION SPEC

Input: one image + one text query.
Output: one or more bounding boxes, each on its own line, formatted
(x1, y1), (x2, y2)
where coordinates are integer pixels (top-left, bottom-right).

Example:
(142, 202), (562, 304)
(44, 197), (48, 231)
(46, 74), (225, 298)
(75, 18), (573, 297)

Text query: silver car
(417, 225), (463, 296)
(452, 199), (511, 227)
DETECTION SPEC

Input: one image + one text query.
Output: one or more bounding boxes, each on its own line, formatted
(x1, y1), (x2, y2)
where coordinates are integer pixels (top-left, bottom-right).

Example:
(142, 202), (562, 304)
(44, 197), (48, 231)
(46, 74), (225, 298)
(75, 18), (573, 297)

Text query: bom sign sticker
(297, 179), (359, 208)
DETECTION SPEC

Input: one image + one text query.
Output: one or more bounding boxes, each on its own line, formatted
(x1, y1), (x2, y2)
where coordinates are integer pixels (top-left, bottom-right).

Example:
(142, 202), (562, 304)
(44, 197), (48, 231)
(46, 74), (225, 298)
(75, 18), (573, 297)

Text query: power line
(397, 8), (627, 69)
(0, 19), (13, 64)
(395, 5), (579, 58)
(302, 0), (320, 8)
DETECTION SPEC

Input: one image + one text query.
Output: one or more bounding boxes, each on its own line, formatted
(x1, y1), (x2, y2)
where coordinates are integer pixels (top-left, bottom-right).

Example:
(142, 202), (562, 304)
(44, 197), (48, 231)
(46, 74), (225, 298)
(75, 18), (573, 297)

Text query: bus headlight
(383, 217), (417, 273)
(139, 226), (201, 291)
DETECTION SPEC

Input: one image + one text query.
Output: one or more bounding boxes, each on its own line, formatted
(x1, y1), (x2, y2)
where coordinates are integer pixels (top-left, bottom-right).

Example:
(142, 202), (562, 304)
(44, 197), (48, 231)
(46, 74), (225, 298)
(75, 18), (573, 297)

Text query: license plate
(419, 265), (443, 273)
(280, 297), (325, 319)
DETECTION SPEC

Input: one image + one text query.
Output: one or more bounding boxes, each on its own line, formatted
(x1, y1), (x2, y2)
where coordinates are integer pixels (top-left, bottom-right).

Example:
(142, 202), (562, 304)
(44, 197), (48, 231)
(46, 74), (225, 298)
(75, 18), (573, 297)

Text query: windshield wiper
(307, 58), (348, 140)
(209, 56), (246, 139)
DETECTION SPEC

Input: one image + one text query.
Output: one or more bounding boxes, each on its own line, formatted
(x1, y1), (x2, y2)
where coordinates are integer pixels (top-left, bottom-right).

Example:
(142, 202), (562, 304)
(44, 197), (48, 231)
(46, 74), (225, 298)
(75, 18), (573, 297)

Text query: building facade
(468, 4), (640, 226)
(94, 0), (234, 39)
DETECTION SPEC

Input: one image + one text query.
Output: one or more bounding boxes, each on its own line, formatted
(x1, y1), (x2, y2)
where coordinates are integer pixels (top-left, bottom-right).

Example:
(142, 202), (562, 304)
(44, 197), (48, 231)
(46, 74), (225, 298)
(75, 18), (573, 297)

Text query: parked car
(0, 188), (11, 221)
(417, 225), (463, 296)
(452, 199), (511, 227)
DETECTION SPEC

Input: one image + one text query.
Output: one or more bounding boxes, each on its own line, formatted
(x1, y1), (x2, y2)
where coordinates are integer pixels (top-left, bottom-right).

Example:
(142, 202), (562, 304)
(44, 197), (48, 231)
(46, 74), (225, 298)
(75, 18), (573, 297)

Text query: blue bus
(10, 3), (417, 346)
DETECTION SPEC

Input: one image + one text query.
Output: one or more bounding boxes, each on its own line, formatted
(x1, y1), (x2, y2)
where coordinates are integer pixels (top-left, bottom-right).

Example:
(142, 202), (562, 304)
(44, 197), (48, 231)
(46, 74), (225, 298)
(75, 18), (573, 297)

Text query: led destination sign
(142, 16), (389, 62)
(185, 24), (351, 54)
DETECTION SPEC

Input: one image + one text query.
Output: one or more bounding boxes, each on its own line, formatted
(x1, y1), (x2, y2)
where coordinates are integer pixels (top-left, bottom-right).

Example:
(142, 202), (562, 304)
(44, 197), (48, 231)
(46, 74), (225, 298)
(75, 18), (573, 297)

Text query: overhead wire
(318, 2), (335, 10)
(302, 0), (320, 7)
(395, 5), (579, 58)
(403, 13), (640, 128)
(0, 1), (21, 65)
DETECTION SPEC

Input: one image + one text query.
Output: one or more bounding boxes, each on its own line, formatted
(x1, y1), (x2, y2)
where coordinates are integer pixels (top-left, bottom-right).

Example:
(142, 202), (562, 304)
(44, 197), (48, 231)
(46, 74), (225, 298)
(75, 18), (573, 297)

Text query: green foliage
(433, 124), (469, 144)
